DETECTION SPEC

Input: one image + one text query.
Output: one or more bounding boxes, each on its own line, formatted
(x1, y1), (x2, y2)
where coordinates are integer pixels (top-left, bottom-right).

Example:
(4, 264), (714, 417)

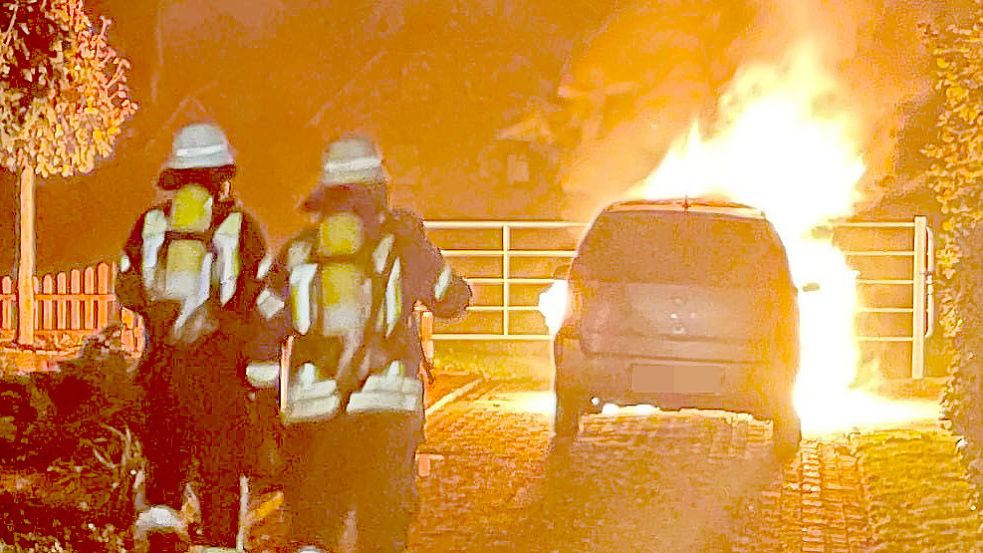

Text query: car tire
(554, 389), (584, 440)
(772, 408), (802, 462)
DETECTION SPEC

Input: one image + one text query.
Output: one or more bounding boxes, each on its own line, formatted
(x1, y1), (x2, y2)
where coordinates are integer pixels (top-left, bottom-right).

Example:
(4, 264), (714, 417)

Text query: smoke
(558, 0), (959, 220)
(750, 0), (946, 204)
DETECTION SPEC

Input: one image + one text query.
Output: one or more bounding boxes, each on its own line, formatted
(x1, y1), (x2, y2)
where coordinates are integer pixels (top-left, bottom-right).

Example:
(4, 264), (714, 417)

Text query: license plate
(631, 365), (723, 394)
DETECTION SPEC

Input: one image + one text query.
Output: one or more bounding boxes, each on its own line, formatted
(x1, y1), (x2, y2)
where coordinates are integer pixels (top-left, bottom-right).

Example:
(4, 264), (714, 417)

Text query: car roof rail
(606, 197), (766, 219)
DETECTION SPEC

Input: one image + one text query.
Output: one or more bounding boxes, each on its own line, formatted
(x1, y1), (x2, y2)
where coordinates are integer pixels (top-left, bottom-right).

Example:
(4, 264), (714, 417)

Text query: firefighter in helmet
(249, 135), (470, 552)
(116, 122), (270, 550)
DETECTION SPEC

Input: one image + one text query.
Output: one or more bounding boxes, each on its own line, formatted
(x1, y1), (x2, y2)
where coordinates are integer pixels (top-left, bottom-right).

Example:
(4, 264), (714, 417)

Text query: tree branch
(2, 2), (19, 49)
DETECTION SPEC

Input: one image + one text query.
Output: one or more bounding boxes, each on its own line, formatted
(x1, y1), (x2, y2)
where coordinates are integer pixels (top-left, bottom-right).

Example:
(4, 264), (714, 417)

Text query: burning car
(550, 197), (804, 459)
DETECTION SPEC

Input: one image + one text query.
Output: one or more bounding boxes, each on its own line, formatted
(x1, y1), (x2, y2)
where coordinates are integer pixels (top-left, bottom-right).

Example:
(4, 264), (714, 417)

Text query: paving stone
(123, 380), (983, 553)
(411, 382), (881, 552)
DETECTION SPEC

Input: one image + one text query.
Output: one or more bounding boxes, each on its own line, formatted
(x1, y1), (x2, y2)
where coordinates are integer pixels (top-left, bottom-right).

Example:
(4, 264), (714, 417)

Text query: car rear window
(573, 211), (792, 288)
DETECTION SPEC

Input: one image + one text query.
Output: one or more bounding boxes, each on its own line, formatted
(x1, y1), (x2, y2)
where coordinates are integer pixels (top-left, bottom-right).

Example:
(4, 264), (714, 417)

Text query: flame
(539, 42), (938, 435)
(538, 279), (569, 336)
(636, 44), (867, 434)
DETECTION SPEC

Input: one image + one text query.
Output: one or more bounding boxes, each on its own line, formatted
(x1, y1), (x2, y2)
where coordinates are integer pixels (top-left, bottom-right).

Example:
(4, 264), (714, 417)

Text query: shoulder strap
(161, 209), (240, 247)
(213, 211), (242, 236)
(139, 209), (169, 291)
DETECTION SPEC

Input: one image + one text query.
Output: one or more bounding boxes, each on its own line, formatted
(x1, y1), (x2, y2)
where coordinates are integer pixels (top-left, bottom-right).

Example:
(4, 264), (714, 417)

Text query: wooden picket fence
(0, 262), (145, 354)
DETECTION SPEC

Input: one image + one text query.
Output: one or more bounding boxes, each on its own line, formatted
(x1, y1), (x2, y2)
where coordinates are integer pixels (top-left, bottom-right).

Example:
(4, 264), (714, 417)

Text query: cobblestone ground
(411, 380), (880, 553)
(729, 440), (874, 553)
(5, 376), (982, 552)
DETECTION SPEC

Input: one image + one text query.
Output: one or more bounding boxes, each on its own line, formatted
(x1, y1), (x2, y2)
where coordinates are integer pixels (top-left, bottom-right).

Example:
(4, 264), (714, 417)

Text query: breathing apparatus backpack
(140, 184), (243, 341)
(282, 203), (406, 423)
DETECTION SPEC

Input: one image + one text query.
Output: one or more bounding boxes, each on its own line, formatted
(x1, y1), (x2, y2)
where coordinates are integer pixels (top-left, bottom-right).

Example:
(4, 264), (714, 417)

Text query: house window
(507, 152), (530, 184)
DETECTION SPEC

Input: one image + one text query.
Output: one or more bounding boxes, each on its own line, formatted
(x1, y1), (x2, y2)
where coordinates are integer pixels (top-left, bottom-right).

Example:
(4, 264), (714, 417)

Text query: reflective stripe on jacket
(134, 186), (243, 332)
(260, 209), (471, 422)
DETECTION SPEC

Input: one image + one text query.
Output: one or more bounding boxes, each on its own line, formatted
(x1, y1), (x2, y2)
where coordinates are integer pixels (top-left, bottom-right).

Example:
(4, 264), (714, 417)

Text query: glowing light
(539, 41), (932, 434)
(796, 392), (940, 437)
(488, 392), (556, 415)
(632, 42), (930, 434)
(538, 279), (569, 336)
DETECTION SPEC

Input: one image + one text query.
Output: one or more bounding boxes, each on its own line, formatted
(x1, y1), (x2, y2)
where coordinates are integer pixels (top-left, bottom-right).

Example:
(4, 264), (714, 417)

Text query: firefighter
(249, 135), (470, 552)
(115, 122), (269, 551)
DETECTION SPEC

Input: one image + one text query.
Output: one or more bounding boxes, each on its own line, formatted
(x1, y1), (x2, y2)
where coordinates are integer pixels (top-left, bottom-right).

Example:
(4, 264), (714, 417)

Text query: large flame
(636, 43), (866, 435)
(540, 42), (938, 435)
(539, 279), (569, 336)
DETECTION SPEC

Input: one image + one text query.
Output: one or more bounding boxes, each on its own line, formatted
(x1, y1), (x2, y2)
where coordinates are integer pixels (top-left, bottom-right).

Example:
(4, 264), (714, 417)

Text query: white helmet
(319, 135), (387, 185)
(301, 135), (389, 212)
(164, 123), (235, 170)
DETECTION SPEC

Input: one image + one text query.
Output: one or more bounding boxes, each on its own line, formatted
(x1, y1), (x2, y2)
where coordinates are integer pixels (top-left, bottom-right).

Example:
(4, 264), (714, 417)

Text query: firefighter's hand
(431, 274), (471, 320)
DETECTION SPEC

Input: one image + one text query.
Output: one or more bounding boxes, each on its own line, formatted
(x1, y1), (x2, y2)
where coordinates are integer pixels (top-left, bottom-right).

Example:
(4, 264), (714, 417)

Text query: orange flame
(634, 43), (868, 434)
(539, 279), (569, 337)
(539, 42), (939, 434)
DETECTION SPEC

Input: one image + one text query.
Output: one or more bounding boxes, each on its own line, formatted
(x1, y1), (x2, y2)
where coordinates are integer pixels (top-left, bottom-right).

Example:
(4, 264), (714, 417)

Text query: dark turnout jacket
(263, 207), (470, 391)
(115, 196), (268, 432)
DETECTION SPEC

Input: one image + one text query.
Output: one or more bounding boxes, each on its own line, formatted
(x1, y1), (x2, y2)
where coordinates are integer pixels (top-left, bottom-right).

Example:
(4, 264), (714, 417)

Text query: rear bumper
(554, 334), (795, 420)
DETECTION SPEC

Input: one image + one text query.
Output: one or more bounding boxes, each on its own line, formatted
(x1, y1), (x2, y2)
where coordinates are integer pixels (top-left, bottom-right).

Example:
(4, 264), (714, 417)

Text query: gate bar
(912, 216), (928, 379)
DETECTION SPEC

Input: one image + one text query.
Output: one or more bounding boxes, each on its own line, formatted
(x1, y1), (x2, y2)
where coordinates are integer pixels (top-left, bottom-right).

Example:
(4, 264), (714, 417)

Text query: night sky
(2, 0), (620, 275)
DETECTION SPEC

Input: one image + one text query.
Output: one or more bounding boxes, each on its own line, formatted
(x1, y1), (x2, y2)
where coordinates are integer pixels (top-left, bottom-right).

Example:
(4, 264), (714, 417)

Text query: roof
(605, 197), (767, 219)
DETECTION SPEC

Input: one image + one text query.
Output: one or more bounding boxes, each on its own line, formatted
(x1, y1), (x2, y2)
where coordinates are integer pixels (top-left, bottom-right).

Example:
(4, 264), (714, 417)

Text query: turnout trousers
(136, 333), (252, 548)
(282, 411), (422, 552)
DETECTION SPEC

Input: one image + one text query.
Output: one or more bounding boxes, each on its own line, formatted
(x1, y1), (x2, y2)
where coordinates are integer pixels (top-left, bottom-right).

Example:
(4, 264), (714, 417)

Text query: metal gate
(421, 217), (934, 379)
(421, 221), (586, 341)
(827, 217), (935, 379)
